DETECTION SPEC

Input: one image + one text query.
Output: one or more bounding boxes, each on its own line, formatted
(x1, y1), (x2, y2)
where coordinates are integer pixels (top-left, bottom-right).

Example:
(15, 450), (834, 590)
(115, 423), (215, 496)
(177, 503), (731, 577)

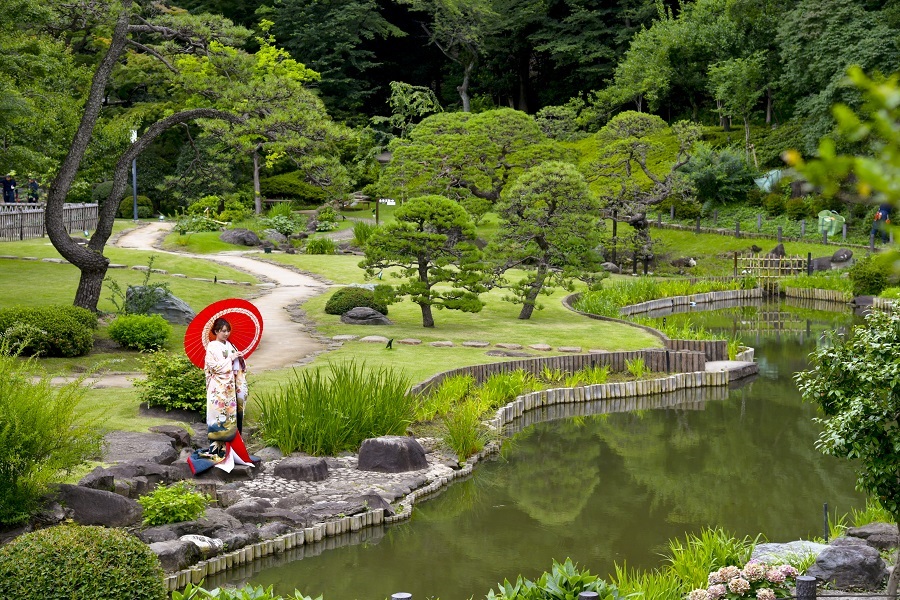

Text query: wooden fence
(737, 255), (807, 280)
(0, 204), (98, 241)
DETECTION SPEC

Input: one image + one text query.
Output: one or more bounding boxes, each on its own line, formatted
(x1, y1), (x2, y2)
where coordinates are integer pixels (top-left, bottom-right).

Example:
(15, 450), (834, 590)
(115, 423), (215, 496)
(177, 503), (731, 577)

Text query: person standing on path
(2, 174), (17, 203)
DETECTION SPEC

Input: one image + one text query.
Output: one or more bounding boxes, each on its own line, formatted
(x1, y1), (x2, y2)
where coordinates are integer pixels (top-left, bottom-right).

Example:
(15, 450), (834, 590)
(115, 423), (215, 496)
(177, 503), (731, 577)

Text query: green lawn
(161, 231), (250, 255)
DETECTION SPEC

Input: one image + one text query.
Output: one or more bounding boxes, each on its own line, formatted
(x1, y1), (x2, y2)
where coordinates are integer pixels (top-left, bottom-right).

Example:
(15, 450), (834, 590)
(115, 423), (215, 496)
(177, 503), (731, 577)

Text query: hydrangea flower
(765, 569), (786, 584)
(688, 589), (710, 600)
(756, 588), (776, 600)
(720, 566), (741, 581)
(742, 561), (767, 582)
(707, 584), (727, 600)
(777, 565), (799, 578)
(728, 577), (751, 595)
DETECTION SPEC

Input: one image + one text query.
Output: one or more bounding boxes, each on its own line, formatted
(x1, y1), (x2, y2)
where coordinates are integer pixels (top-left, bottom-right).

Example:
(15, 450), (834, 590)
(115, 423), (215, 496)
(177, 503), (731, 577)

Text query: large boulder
(53, 484), (142, 527)
(767, 243), (786, 258)
(358, 436), (428, 473)
(103, 431), (179, 465)
(340, 307), (393, 326)
(751, 540), (828, 564)
(601, 262), (621, 274)
(220, 228), (260, 246)
(273, 456), (329, 482)
(805, 544), (887, 590)
(262, 229), (288, 245)
(125, 287), (196, 325)
(832, 248), (853, 263)
(846, 522), (900, 550)
(149, 540), (200, 573)
(810, 257), (832, 272)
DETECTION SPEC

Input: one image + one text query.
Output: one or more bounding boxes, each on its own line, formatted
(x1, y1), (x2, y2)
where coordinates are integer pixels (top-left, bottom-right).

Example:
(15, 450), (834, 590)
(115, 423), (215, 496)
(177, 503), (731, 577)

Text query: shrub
(174, 583), (321, 600)
(0, 305), (94, 357)
(138, 481), (209, 526)
(118, 194), (154, 218)
(108, 314), (171, 351)
(0, 524), (167, 600)
(187, 194), (223, 216)
(315, 205), (339, 231)
(219, 197), (252, 223)
(259, 171), (327, 205)
(849, 254), (892, 296)
(678, 144), (756, 207)
(785, 197), (808, 220)
(762, 192), (785, 216)
(262, 215), (301, 237)
(0, 350), (103, 525)
(91, 180), (114, 205)
(256, 361), (413, 456)
(305, 237), (336, 255)
(135, 351), (206, 412)
(174, 214), (221, 234)
(324, 286), (388, 315)
(352, 221), (377, 247)
(486, 558), (624, 600)
(659, 196), (702, 220)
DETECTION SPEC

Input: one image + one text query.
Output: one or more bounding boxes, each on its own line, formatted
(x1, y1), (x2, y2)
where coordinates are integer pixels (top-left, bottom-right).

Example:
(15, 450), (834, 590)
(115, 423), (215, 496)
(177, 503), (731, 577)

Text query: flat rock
(273, 456), (329, 482)
(558, 346), (583, 353)
(41, 257), (66, 264)
(752, 540), (829, 564)
(528, 344), (552, 351)
(254, 447), (284, 462)
(332, 335), (359, 341)
(102, 431), (178, 465)
(806, 544), (887, 590)
(148, 425), (192, 448)
(462, 341), (490, 348)
(358, 436), (428, 473)
(495, 343), (523, 350)
(847, 522), (900, 550)
(132, 265), (150, 271)
(107, 263), (127, 269)
(150, 540), (200, 573)
(589, 349), (609, 354)
(429, 341), (453, 347)
(359, 335), (390, 344)
(53, 484), (142, 527)
(397, 338), (421, 345)
(340, 307), (392, 325)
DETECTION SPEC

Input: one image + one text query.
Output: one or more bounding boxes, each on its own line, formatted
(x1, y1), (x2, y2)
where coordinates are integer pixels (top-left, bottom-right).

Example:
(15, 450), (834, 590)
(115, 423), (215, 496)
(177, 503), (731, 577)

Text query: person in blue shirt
(1, 174), (17, 203)
(872, 203), (892, 244)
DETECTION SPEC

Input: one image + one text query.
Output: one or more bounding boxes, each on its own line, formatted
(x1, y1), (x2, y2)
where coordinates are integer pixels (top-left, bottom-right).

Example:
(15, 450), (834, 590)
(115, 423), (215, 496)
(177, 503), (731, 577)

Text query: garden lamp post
(130, 129), (139, 221)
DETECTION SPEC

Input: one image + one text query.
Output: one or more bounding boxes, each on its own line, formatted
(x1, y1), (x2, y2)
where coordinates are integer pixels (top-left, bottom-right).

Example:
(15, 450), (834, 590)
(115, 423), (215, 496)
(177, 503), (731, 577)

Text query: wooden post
(842, 222), (847, 241)
(801, 219), (806, 237)
(735, 221), (740, 238)
(757, 214), (762, 231)
(695, 216), (701, 233)
(871, 231), (876, 251)
(823, 230), (827, 244)
(713, 210), (718, 225)
(612, 210), (618, 264)
(796, 576), (816, 600)
(375, 199), (380, 225)
(733, 251), (738, 277)
(807, 252), (812, 276)
(670, 205), (675, 220)
(657, 212), (662, 226)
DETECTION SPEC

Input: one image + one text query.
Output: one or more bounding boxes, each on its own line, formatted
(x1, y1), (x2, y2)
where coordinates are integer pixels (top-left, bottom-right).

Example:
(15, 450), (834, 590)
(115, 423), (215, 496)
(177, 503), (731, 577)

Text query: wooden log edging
(618, 288), (764, 317)
(646, 220), (873, 249)
(782, 286), (853, 304)
(873, 297), (896, 311)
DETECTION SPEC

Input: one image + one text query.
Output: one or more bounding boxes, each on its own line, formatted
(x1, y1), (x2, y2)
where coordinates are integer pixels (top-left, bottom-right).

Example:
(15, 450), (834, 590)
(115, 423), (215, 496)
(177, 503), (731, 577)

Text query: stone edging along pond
(162, 293), (759, 592)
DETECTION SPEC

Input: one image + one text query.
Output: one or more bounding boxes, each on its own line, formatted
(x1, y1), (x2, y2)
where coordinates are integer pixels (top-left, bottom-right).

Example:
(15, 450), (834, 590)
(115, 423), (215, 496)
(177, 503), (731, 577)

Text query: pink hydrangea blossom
(728, 577), (751, 595)
(765, 569), (786, 584)
(707, 584), (727, 600)
(756, 588), (776, 600)
(720, 566), (741, 581)
(742, 561), (767, 582)
(777, 565), (799, 578)
(688, 589), (710, 600)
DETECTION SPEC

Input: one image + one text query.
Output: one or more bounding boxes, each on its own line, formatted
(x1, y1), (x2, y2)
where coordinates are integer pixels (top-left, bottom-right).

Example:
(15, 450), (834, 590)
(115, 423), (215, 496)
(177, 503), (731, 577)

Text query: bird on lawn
(385, 338), (393, 350)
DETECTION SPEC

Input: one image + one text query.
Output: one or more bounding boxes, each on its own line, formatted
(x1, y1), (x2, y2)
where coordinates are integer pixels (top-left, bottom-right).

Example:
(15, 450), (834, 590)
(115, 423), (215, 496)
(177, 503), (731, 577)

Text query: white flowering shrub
(687, 561), (799, 600)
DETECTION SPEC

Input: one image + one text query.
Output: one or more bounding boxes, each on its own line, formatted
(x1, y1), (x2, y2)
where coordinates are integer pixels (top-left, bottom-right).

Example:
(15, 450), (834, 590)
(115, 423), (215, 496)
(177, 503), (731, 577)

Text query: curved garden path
(61, 222), (329, 388)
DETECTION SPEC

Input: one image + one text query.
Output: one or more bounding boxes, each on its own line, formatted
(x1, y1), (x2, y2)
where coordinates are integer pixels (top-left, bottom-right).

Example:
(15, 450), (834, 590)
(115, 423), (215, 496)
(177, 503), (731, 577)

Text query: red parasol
(184, 299), (264, 368)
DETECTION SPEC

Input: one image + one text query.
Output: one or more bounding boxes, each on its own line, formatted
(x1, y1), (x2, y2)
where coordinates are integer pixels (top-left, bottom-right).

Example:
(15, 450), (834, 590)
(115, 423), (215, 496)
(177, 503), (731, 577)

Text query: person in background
(872, 203), (892, 244)
(26, 178), (39, 203)
(1, 174), (17, 203)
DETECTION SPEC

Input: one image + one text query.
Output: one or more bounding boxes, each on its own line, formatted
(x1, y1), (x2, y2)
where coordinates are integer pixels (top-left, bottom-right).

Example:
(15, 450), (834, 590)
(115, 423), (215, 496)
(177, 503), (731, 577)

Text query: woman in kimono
(204, 317), (248, 457)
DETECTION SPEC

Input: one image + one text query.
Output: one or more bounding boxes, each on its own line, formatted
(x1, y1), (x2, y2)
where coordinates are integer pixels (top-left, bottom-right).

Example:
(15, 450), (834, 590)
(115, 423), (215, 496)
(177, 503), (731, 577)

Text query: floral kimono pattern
(204, 340), (247, 444)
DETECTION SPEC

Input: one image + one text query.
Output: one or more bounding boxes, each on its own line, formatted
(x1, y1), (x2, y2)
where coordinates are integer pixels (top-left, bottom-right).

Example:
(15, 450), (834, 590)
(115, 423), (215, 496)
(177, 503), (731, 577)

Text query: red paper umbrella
(184, 299), (264, 368)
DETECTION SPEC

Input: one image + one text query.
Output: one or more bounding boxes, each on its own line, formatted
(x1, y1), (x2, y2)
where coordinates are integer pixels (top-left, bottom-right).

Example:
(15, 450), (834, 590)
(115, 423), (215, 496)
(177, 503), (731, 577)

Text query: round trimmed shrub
(0, 524), (167, 600)
(324, 287), (388, 316)
(849, 254), (892, 296)
(0, 306), (94, 357)
(118, 195), (154, 218)
(136, 351), (206, 412)
(108, 314), (171, 351)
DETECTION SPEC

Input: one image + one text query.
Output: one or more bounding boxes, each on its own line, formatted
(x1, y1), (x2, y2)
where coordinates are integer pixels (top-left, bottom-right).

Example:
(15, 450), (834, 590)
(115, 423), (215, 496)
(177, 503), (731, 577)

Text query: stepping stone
(558, 346), (582, 353)
(171, 273), (186, 278)
(218, 279), (236, 284)
(495, 343), (523, 350)
(131, 265), (149, 271)
(150, 268), (168, 274)
(107, 264), (127, 269)
(397, 338), (421, 345)
(429, 341), (453, 347)
(528, 344), (552, 351)
(193, 277), (213, 282)
(20, 256), (38, 260)
(256, 283), (276, 288)
(462, 341), (490, 348)
(332, 335), (358, 341)
(359, 335), (389, 344)
(588, 349), (609, 354)
(0, 255), (17, 259)
(41, 258), (66, 264)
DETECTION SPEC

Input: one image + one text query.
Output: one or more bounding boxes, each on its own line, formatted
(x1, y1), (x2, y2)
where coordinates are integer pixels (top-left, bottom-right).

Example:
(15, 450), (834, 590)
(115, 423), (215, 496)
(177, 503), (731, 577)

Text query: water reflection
(227, 301), (864, 600)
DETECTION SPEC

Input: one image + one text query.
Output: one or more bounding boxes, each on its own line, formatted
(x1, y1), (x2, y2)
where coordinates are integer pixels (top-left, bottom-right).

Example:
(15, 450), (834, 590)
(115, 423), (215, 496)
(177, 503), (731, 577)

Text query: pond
(213, 298), (865, 600)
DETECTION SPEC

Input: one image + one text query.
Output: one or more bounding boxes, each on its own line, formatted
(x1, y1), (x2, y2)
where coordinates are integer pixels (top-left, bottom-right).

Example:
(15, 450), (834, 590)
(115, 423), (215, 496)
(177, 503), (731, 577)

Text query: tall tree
(360, 195), (486, 328)
(489, 161), (604, 320)
(707, 51), (766, 159)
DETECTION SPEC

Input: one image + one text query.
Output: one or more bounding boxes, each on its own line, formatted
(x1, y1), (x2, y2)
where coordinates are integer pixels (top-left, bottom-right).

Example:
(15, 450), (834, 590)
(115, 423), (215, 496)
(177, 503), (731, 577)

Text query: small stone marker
(397, 338), (421, 345)
(150, 268), (168, 274)
(462, 341), (490, 348)
(558, 346), (582, 353)
(333, 334), (359, 341)
(528, 344), (552, 351)
(495, 343), (523, 350)
(429, 341), (453, 347)
(359, 335), (390, 343)
(132, 265), (150, 271)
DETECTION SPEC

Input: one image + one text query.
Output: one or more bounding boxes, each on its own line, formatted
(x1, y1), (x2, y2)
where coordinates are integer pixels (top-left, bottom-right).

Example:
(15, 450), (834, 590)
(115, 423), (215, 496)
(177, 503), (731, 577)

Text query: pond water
(215, 299), (865, 600)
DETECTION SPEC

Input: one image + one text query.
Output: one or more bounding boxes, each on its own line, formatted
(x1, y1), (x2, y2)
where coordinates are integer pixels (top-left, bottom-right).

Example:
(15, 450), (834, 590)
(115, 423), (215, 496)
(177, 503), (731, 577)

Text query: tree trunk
(517, 266), (548, 320)
(419, 302), (435, 328)
(74, 264), (109, 311)
(634, 94), (643, 113)
(766, 87), (773, 126)
(744, 116), (752, 161)
(458, 58), (475, 112)
(888, 522), (900, 597)
(517, 53), (529, 113)
(253, 146), (262, 215)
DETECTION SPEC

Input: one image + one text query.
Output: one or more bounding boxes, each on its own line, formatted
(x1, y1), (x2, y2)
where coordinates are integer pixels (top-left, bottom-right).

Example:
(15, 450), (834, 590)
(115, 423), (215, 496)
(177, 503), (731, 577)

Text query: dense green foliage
(135, 351), (206, 413)
(304, 237), (337, 255)
(0, 524), (166, 600)
(256, 361), (414, 455)
(0, 351), (103, 525)
(848, 255), (893, 297)
(174, 583), (321, 600)
(575, 277), (755, 317)
(324, 286), (389, 315)
(108, 314), (172, 351)
(486, 558), (625, 600)
(259, 172), (329, 204)
(137, 481), (209, 526)
(0, 305), (95, 357)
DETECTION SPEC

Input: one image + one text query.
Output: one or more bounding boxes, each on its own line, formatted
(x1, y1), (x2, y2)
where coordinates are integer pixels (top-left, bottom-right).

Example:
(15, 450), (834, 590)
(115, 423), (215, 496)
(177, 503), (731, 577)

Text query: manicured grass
(80, 387), (192, 432)
(161, 231), (249, 255)
(263, 253), (370, 284)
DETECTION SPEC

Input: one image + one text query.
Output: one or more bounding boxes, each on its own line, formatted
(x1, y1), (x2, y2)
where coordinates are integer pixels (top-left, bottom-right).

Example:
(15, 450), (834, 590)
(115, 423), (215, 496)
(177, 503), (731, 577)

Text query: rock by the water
(125, 287), (196, 325)
(225, 498), (273, 523)
(751, 540), (829, 564)
(601, 262), (621, 274)
(179, 534), (223, 555)
(273, 456), (329, 482)
(805, 544), (887, 590)
(832, 248), (853, 263)
(340, 307), (392, 325)
(358, 436), (428, 473)
(846, 522), (900, 550)
(220, 228), (260, 246)
(150, 540), (200, 573)
(810, 257), (832, 272)
(262, 229), (288, 245)
(767, 243), (786, 258)
(258, 522), (293, 540)
(53, 484), (142, 527)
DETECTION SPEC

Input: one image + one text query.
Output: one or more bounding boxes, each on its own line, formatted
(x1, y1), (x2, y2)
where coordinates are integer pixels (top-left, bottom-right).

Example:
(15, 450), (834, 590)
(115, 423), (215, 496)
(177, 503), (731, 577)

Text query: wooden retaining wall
(619, 288), (764, 316)
(0, 203), (98, 241)
(664, 338), (728, 361)
(408, 348), (706, 397)
(782, 286), (853, 304)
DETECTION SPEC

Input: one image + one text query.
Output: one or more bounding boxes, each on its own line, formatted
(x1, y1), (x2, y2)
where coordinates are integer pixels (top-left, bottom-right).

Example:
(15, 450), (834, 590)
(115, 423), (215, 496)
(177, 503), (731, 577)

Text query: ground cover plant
(138, 481), (210, 526)
(255, 361), (414, 456)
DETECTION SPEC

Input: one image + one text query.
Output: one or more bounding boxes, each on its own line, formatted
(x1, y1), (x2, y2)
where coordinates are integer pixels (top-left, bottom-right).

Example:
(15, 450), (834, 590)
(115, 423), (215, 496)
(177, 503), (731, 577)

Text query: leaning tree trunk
(518, 264), (548, 320)
(458, 58), (475, 113)
(253, 145), (262, 215)
(418, 302), (435, 328)
(888, 522), (900, 596)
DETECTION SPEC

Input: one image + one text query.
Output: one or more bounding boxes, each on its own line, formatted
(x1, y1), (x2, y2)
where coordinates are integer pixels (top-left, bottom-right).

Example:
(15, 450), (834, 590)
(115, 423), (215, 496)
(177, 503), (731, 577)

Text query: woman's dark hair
(212, 318), (231, 334)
